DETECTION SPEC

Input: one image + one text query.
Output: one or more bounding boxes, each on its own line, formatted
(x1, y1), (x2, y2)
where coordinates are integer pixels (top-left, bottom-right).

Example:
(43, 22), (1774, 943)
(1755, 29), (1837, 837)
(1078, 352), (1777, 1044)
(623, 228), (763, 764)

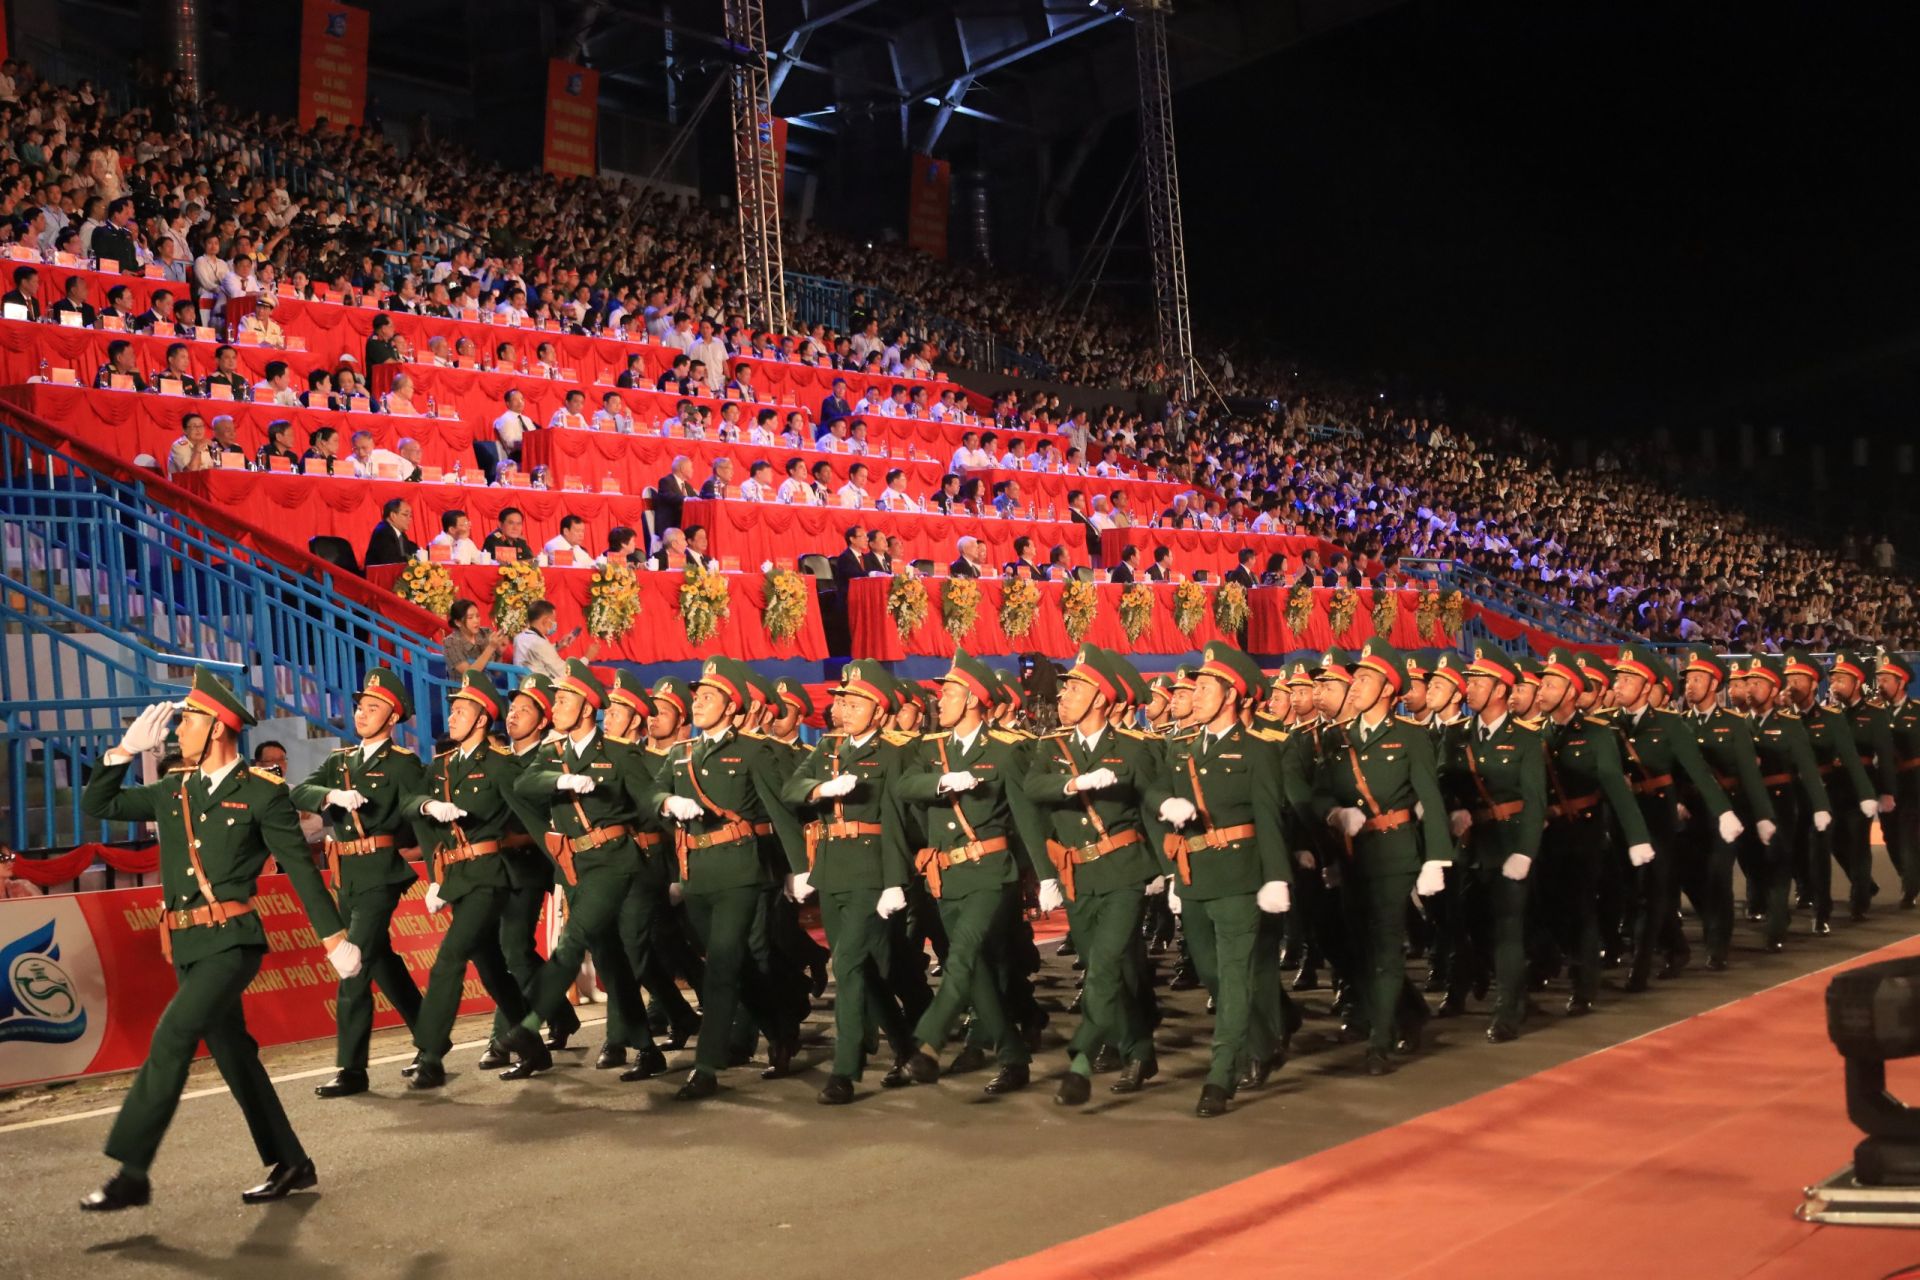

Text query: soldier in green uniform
(640, 676), (704, 1045)
(598, 670), (681, 1078)
(1874, 653), (1920, 907)
(1827, 652), (1897, 919)
(1782, 652), (1877, 933)
(1732, 655), (1833, 952)
(290, 668), (425, 1098)
(1676, 647), (1777, 970)
(647, 656), (810, 1100)
(402, 674), (538, 1090)
(78, 671), (357, 1211)
(1306, 650), (1363, 1028)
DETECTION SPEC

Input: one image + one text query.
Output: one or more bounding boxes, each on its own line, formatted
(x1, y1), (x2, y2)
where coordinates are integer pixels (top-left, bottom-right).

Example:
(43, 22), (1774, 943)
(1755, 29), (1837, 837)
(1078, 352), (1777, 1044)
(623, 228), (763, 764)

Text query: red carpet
(981, 938), (1920, 1280)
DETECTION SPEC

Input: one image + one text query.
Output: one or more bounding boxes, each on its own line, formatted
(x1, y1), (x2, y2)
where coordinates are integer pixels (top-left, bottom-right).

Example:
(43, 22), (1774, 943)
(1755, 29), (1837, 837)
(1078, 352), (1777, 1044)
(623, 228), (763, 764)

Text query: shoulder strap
(1461, 736), (1497, 811)
(1344, 741), (1383, 817)
(175, 776), (226, 910)
(1184, 752), (1213, 830)
(683, 741), (746, 823)
(935, 736), (980, 844)
(1055, 738), (1111, 841)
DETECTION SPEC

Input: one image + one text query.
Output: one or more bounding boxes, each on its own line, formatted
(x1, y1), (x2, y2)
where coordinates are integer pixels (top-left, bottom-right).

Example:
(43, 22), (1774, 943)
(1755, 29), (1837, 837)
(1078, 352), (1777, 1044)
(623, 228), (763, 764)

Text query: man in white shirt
(688, 322), (728, 393)
(542, 513), (594, 568)
(740, 461), (775, 502)
(548, 390), (590, 430)
(776, 458), (816, 505)
(875, 468), (921, 513)
(167, 411), (215, 478)
(492, 388), (535, 475)
(836, 463), (873, 509)
(252, 360), (301, 409)
(661, 313), (695, 354)
(512, 601), (579, 680)
(591, 391), (634, 434)
(430, 510), (487, 564)
(1088, 495), (1117, 531)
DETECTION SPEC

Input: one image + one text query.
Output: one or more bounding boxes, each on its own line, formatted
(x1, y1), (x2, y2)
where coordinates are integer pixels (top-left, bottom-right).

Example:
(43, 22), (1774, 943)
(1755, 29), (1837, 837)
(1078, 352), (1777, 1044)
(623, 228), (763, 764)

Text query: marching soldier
(1828, 651), (1897, 918)
(290, 668), (425, 1099)
(640, 677), (703, 1046)
(1874, 653), (1920, 907)
(1734, 656), (1832, 952)
(1782, 652), (1876, 933)
(1677, 647), (1776, 970)
(1307, 649), (1362, 1028)
(78, 671), (360, 1211)
(600, 670), (680, 1077)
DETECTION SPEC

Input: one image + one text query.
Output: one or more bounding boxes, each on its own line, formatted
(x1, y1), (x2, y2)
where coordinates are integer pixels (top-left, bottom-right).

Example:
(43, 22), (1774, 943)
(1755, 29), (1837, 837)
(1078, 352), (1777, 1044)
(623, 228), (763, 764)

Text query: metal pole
(723, 0), (790, 334)
(1135, 0), (1195, 398)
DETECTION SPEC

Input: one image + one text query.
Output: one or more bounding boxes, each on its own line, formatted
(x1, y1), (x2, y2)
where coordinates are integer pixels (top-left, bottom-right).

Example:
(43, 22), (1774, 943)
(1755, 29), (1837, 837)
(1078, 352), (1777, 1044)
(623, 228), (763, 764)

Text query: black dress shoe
(1291, 969), (1321, 992)
(1433, 994), (1466, 1019)
(241, 1158), (317, 1204)
(313, 1068), (368, 1099)
(947, 1044), (990, 1075)
(1055, 1072), (1092, 1106)
(1851, 904), (1870, 922)
(1565, 995), (1593, 1017)
(1656, 962), (1684, 980)
(880, 1059), (914, 1088)
(1148, 938), (1168, 956)
(1486, 1024), (1518, 1044)
(809, 963), (830, 999)
(595, 1043), (627, 1070)
(1195, 1083), (1231, 1117)
(1070, 955), (1086, 972)
(1235, 1058), (1272, 1091)
(1812, 917), (1832, 936)
(1090, 1045), (1122, 1074)
(1065, 990), (1084, 1015)
(496, 1025), (552, 1080)
(1705, 955), (1728, 972)
(476, 1041), (510, 1071)
(399, 1054), (421, 1079)
(407, 1060), (447, 1090)
(818, 1074), (855, 1105)
(1903, 891), (1918, 911)
(1110, 1058), (1159, 1093)
(620, 1048), (667, 1082)
(1392, 1032), (1420, 1057)
(79, 1172), (150, 1212)
(1055, 937), (1077, 957)
(661, 1022), (697, 1051)
(1422, 970), (1448, 994)
(984, 1064), (1030, 1094)
(1364, 1051), (1395, 1077)
(544, 1027), (572, 1052)
(906, 1050), (941, 1084)
(673, 1069), (719, 1101)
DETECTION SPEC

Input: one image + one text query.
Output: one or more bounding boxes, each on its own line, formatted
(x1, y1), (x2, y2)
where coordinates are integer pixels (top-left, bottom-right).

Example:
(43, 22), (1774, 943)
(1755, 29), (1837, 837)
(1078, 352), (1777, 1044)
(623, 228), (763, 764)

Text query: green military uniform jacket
(1749, 710), (1833, 817)
(1609, 706), (1732, 817)
(513, 730), (655, 881)
(1884, 698), (1920, 778)
(1840, 698), (1898, 798)
(1142, 722), (1291, 901)
(646, 729), (808, 890)
(1683, 707), (1777, 827)
(1024, 726), (1172, 896)
(1442, 715), (1547, 865)
(895, 726), (1049, 897)
(1309, 713), (1456, 876)
(83, 758), (344, 964)
(290, 739), (426, 895)
(497, 739), (561, 893)
(1542, 714), (1652, 847)
(782, 731), (912, 891)
(1800, 704), (1876, 801)
(404, 741), (526, 900)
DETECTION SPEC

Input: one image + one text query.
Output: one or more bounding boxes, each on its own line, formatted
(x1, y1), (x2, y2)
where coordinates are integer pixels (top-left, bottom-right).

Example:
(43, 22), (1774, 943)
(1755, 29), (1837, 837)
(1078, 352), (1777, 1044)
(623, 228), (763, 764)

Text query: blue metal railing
(1398, 557), (1640, 654)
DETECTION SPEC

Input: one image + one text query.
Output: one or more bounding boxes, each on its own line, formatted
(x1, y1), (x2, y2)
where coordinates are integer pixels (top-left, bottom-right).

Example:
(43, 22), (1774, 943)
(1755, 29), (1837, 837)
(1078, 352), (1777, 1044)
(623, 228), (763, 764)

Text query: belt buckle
(577, 830), (603, 852)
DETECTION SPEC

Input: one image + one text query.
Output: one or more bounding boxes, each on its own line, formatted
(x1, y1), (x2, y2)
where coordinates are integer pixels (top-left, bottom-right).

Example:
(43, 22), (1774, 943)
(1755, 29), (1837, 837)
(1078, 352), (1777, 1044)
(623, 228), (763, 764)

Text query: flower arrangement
(1119, 582), (1156, 643)
(679, 563), (732, 645)
(1441, 589), (1467, 638)
(394, 559), (455, 618)
(762, 566), (809, 643)
(491, 557), (546, 639)
(1285, 580), (1314, 636)
(1416, 586), (1443, 637)
(1213, 581), (1249, 635)
(1172, 580), (1208, 637)
(1372, 586), (1398, 639)
(942, 576), (982, 641)
(1000, 576), (1041, 640)
(1061, 578), (1098, 642)
(586, 559), (640, 641)
(888, 573), (930, 641)
(1328, 586), (1358, 639)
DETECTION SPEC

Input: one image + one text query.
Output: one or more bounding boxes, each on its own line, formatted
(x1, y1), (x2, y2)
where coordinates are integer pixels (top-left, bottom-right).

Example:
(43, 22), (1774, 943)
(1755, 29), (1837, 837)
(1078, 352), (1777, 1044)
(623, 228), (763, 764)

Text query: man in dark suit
(2, 265), (43, 320)
(1109, 545), (1140, 584)
(1066, 489), (1094, 533)
(364, 314), (399, 369)
(1003, 535), (1042, 581)
(949, 536), (983, 578)
(819, 377), (854, 431)
(90, 198), (140, 273)
(1045, 544), (1072, 582)
(931, 473), (961, 516)
(1225, 548), (1257, 589)
(49, 275), (97, 327)
(830, 525), (871, 594)
(654, 454), (695, 535)
(1144, 547), (1172, 583)
(363, 499), (420, 568)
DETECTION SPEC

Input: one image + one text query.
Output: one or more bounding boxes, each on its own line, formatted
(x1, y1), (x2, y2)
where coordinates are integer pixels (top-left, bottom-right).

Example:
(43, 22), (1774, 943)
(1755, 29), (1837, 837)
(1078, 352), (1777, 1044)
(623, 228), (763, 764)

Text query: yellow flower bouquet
(1172, 579), (1208, 637)
(762, 567), (809, 643)
(1285, 580), (1314, 635)
(1118, 582), (1155, 643)
(888, 573), (930, 641)
(394, 559), (456, 618)
(1328, 586), (1359, 639)
(491, 557), (546, 639)
(1000, 576), (1040, 641)
(586, 559), (640, 641)
(942, 576), (982, 642)
(1061, 578), (1098, 642)
(1212, 581), (1249, 635)
(679, 563), (733, 645)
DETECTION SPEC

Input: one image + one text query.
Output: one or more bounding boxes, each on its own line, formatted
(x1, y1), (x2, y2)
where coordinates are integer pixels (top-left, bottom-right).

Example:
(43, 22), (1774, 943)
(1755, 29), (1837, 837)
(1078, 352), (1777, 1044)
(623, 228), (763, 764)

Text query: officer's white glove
(1256, 881), (1291, 914)
(1167, 882), (1182, 915)
(1813, 811), (1832, 832)
(786, 872), (814, 903)
(1071, 768), (1117, 793)
(814, 773), (858, 800)
(120, 702), (175, 755)
(1627, 843), (1655, 867)
(667, 882), (685, 905)
(1037, 878), (1065, 914)
(423, 883), (446, 914)
(325, 788), (367, 811)
(423, 800), (466, 824)
(1144, 875), (1169, 896)
(938, 771), (978, 794)
(1501, 853), (1531, 881)
(1328, 806), (1366, 838)
(556, 774), (596, 795)
(1159, 797), (1197, 829)
(1862, 798), (1881, 819)
(1295, 850), (1317, 870)
(327, 940), (364, 979)
(1675, 803), (1691, 823)
(662, 795), (704, 822)
(1881, 794), (1898, 814)
(1756, 819), (1777, 845)
(876, 886), (907, 918)
(1415, 860), (1448, 897)
(1449, 809), (1472, 838)
(1716, 811), (1744, 844)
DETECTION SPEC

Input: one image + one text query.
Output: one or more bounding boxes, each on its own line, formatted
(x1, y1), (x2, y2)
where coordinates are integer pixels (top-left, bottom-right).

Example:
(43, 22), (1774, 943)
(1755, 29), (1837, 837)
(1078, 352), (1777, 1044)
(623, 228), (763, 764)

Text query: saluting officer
(290, 668), (426, 1099)
(1734, 656), (1832, 952)
(79, 670), (360, 1211)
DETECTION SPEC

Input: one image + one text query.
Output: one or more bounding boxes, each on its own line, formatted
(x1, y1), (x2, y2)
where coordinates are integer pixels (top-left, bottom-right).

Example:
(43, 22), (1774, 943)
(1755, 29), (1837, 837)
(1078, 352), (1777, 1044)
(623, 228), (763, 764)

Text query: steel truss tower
(1134, 0), (1195, 398)
(724, 0), (790, 333)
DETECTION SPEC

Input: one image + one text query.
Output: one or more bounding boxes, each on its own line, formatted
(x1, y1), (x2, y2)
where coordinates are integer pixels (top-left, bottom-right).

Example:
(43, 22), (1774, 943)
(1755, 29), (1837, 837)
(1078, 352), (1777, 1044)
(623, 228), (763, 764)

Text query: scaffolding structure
(1133, 0), (1195, 398)
(723, 0), (790, 333)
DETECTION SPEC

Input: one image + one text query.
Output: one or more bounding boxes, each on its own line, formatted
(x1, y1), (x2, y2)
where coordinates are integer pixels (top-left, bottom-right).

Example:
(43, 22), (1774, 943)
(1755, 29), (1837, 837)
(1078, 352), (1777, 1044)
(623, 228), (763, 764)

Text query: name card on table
(288, 335), (306, 351)
(97, 260), (120, 276)
(1095, 570), (1111, 583)
(774, 557), (795, 571)
(302, 457), (327, 476)
(8, 245), (39, 262)
(312, 284), (331, 300)
(428, 541), (452, 563)
(1, 303), (27, 321)
(152, 322), (175, 336)
(421, 466), (444, 482)
(100, 315), (124, 331)
(495, 545), (519, 564)
(599, 476), (621, 494)
(157, 377), (185, 396)
(209, 382), (234, 401)
(720, 556), (741, 572)
(348, 395), (370, 412)
(194, 326), (216, 342)
(724, 485), (742, 500)
(236, 329), (260, 345)
(564, 414), (586, 429)
(50, 367), (78, 385)
(1014, 565), (1033, 581)
(58, 311), (83, 328)
(563, 476), (586, 493)
(377, 464), (401, 480)
(53, 251), (77, 267)
(517, 316), (533, 329)
(559, 368), (577, 382)
(108, 374), (133, 391)
(269, 455), (294, 473)
(144, 264), (167, 279)
(219, 451), (246, 470)
(280, 283), (297, 298)
(1172, 573), (1186, 583)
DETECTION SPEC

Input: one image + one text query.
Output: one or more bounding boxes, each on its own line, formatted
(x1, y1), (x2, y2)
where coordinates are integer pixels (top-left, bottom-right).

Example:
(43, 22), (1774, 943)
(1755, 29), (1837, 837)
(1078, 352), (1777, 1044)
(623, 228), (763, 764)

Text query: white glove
(327, 940), (364, 979)
(1501, 853), (1531, 881)
(325, 788), (367, 811)
(1882, 794), (1898, 814)
(1037, 878), (1065, 914)
(1415, 860), (1447, 897)
(1627, 843), (1655, 867)
(876, 886), (907, 918)
(423, 883), (446, 914)
(662, 795), (704, 822)
(938, 771), (978, 794)
(814, 773), (858, 799)
(1756, 819), (1777, 845)
(1159, 797), (1197, 829)
(667, 881), (684, 905)
(1167, 882), (1182, 915)
(1862, 798), (1881, 819)
(1675, 803), (1691, 823)
(786, 872), (815, 903)
(1144, 875), (1169, 896)
(423, 800), (466, 824)
(1295, 850), (1317, 870)
(556, 773), (596, 795)
(1448, 809), (1472, 838)
(1071, 768), (1118, 793)
(1716, 811), (1744, 844)
(1813, 811), (1832, 832)
(119, 702), (175, 755)
(1328, 806), (1366, 838)
(1256, 880), (1291, 914)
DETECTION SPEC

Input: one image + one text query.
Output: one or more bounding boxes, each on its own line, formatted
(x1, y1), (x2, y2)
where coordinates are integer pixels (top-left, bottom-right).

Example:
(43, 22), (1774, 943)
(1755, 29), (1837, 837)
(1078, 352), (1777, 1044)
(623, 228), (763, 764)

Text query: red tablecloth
(681, 498), (1087, 570)
(0, 319), (330, 387)
(846, 576), (1232, 660)
(365, 564), (828, 663)
(175, 469), (650, 558)
(11, 259), (181, 312)
(1099, 526), (1347, 579)
(1244, 585), (1461, 654)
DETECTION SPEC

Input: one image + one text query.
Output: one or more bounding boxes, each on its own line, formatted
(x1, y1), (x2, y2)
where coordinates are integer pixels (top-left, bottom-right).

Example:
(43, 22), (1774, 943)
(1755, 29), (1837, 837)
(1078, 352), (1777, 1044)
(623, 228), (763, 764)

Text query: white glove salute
(785, 872), (815, 903)
(423, 883), (447, 914)
(1328, 807), (1366, 838)
(423, 800), (466, 824)
(1037, 879), (1065, 914)
(325, 788), (367, 811)
(662, 795), (704, 822)
(875, 886), (907, 919)
(1716, 811), (1744, 844)
(1813, 811), (1832, 833)
(1501, 853), (1531, 881)
(1415, 860), (1447, 897)
(1158, 797), (1197, 829)
(1256, 881), (1291, 914)
(1144, 875), (1169, 896)
(1756, 819), (1776, 845)
(327, 940), (364, 979)
(814, 773), (859, 800)
(938, 771), (979, 794)
(1071, 767), (1117, 793)
(1627, 843), (1655, 867)
(1448, 809), (1473, 838)
(1861, 798), (1881, 819)
(119, 702), (176, 755)
(556, 773), (596, 795)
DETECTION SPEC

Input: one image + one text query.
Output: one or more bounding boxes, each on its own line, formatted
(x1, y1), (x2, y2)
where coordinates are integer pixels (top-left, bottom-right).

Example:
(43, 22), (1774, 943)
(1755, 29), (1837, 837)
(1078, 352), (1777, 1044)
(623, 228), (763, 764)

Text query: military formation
(74, 640), (1919, 1209)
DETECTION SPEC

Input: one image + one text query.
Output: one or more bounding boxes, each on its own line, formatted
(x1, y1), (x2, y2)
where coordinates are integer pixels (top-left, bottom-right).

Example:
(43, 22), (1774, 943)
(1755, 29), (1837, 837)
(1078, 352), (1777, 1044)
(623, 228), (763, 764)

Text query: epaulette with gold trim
(1583, 715), (1613, 728)
(1118, 727), (1155, 740)
(1249, 727), (1287, 743)
(988, 729), (1025, 745)
(878, 730), (911, 746)
(489, 742), (512, 754)
(248, 767), (288, 785)
(1516, 716), (1545, 732)
(606, 732), (639, 746)
(166, 764), (192, 774)
(390, 745), (416, 756)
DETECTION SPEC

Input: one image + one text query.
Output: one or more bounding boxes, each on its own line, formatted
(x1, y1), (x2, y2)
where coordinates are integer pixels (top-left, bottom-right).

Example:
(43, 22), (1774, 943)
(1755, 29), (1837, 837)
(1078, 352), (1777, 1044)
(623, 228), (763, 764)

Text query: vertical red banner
(297, 0), (368, 131)
(543, 60), (601, 177)
(906, 155), (951, 260)
(769, 117), (789, 189)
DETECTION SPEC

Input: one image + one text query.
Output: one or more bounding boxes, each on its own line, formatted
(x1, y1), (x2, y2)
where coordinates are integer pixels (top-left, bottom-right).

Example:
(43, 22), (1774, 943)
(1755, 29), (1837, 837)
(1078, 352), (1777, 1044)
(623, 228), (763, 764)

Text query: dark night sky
(1136, 0), (1920, 436)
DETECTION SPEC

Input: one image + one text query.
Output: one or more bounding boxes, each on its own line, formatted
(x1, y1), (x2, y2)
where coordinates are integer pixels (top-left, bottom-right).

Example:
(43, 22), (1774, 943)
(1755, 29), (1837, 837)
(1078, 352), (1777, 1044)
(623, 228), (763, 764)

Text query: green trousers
(1455, 862), (1530, 1030)
(684, 882), (790, 1072)
(413, 886), (529, 1067)
(1182, 892), (1259, 1088)
(106, 945), (303, 1173)
(1243, 907), (1298, 1069)
(1064, 885), (1152, 1065)
(616, 871), (699, 1039)
(492, 876), (578, 1044)
(520, 864), (651, 1052)
(914, 885), (1029, 1066)
(336, 883), (423, 1069)
(1343, 854), (1421, 1055)
(819, 887), (915, 1078)
(1540, 816), (1605, 1001)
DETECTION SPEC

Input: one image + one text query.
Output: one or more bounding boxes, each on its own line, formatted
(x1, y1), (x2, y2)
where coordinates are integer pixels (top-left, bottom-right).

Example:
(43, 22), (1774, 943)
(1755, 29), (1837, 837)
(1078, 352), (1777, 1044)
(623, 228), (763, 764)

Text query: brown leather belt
(1176, 822), (1258, 853)
(1549, 793), (1601, 821)
(817, 820), (885, 840)
(439, 839), (505, 866)
(1631, 773), (1674, 795)
(326, 834), (397, 857)
(164, 899), (255, 932)
(1471, 799), (1527, 824)
(1902, 759), (1920, 772)
(939, 836), (1009, 865)
(1359, 809), (1414, 834)
(1063, 828), (1143, 864)
(1761, 771), (1794, 788)
(545, 824), (631, 886)
(682, 820), (772, 851)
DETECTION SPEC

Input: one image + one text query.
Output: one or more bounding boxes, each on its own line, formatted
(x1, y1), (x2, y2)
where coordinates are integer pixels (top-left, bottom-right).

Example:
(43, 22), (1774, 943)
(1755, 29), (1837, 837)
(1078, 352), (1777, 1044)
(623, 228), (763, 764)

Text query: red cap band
(183, 688), (243, 733)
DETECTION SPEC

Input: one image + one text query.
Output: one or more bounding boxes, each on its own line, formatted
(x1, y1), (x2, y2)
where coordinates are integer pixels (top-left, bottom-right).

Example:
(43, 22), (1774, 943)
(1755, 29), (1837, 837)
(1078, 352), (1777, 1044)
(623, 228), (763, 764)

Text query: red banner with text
(770, 117), (789, 191)
(906, 155), (951, 260)
(0, 871), (497, 1091)
(542, 60), (601, 177)
(297, 0), (369, 131)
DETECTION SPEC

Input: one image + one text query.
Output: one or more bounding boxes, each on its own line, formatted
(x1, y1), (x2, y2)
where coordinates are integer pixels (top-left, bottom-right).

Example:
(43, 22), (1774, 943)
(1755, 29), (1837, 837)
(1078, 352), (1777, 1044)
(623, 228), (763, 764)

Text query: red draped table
(1100, 526), (1348, 580)
(680, 498), (1087, 571)
(1244, 585), (1464, 654)
(0, 318), (331, 387)
(844, 575), (1234, 660)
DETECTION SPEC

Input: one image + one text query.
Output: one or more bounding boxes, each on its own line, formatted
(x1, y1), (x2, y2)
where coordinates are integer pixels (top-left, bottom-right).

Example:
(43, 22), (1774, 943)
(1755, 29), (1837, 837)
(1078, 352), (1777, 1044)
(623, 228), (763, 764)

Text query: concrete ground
(2, 851), (1910, 1280)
